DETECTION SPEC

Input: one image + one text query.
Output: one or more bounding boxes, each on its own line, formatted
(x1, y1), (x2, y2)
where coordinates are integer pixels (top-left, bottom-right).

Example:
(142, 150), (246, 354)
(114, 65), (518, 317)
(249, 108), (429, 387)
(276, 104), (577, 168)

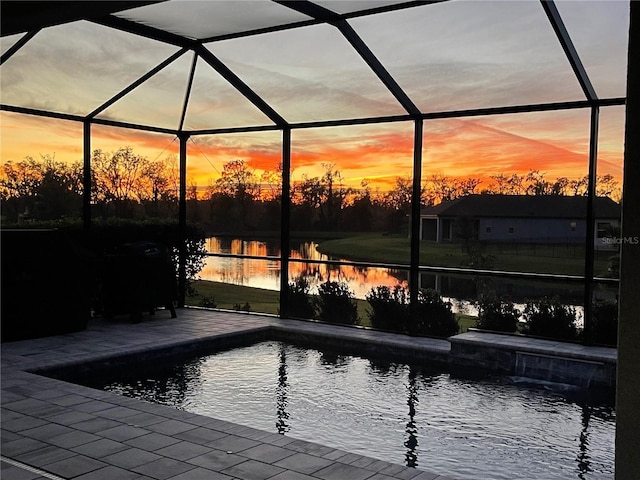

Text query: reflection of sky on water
(199, 237), (408, 299)
(199, 237), (584, 319)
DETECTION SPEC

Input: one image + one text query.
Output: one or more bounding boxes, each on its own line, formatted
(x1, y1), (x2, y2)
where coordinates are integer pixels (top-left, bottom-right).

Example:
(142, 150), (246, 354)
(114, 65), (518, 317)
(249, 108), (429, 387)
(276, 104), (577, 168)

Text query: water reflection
(97, 358), (204, 409)
(200, 237), (589, 317)
(68, 341), (615, 479)
(276, 344), (290, 434)
(405, 365), (419, 468)
(200, 237), (408, 299)
(577, 404), (592, 479)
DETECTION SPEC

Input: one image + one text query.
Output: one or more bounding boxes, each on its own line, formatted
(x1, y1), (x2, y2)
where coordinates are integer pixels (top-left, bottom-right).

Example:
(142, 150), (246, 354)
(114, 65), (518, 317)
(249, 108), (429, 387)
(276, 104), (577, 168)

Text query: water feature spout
(514, 351), (602, 389)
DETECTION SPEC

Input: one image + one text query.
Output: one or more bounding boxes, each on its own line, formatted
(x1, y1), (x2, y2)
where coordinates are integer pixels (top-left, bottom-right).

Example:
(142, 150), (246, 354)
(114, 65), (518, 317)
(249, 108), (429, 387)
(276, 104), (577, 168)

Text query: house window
(486, 226), (492, 234)
(508, 226), (515, 234)
(570, 221), (577, 232)
(597, 222), (611, 239)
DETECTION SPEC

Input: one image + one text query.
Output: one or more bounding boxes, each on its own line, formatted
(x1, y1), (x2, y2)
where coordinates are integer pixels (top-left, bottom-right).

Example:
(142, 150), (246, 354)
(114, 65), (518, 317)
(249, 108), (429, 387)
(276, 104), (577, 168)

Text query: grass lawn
(187, 280), (372, 320)
(187, 280), (477, 333)
(315, 234), (615, 277)
(187, 280), (281, 315)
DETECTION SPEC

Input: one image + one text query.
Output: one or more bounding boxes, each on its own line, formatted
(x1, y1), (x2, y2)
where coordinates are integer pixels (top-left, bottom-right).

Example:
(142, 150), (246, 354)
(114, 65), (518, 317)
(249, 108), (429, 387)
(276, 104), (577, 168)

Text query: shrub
(365, 285), (410, 332)
(522, 296), (578, 341)
(592, 299), (618, 346)
(475, 291), (520, 333)
(198, 295), (217, 308)
(286, 277), (315, 319)
(233, 302), (251, 312)
(607, 254), (620, 278)
(315, 281), (358, 325)
(461, 243), (495, 269)
(413, 288), (459, 337)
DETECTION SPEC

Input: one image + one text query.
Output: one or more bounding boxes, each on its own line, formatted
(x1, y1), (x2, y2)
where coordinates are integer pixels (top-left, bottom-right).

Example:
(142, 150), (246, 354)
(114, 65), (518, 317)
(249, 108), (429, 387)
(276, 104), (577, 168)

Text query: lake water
(199, 236), (410, 301)
(198, 237), (586, 319)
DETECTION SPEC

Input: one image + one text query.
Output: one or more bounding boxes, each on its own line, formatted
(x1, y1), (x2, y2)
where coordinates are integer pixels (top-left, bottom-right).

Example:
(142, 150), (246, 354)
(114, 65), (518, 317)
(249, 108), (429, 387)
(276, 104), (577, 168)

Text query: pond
(198, 237), (587, 318)
(199, 236), (410, 301)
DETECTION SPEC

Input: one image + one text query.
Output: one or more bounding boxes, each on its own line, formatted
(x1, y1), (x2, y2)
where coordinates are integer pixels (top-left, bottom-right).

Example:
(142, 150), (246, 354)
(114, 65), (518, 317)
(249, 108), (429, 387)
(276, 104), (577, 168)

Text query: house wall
(476, 218), (619, 248)
(478, 218), (587, 243)
(420, 216), (621, 249)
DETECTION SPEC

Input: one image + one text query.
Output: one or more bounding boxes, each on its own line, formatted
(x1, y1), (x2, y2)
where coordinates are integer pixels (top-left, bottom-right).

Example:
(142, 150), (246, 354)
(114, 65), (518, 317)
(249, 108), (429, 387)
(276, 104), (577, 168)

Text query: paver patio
(1, 308), (456, 480)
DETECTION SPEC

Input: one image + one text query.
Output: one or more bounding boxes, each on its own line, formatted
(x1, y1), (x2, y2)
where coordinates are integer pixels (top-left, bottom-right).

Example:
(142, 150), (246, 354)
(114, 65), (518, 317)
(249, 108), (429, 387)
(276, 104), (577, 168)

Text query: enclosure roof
(0, 0), (630, 134)
(0, 1), (165, 36)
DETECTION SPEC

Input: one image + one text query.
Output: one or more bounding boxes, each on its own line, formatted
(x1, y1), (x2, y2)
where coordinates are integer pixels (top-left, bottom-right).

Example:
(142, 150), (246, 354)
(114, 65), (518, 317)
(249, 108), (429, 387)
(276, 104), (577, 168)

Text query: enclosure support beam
(279, 128), (292, 318)
(178, 52), (198, 132)
(88, 48), (189, 119)
(0, 30), (39, 66)
(196, 45), (288, 129)
(541, 0), (598, 103)
(616, 2), (640, 477)
(275, 0), (420, 116)
(409, 118), (423, 330)
(82, 120), (91, 232)
(582, 106), (599, 345)
(177, 132), (189, 308)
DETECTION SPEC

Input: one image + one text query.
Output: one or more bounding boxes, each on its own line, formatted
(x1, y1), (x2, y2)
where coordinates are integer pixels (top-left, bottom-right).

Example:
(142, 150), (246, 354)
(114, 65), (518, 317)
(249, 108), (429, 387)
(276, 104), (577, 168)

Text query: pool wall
(449, 330), (616, 389)
(39, 319), (616, 391)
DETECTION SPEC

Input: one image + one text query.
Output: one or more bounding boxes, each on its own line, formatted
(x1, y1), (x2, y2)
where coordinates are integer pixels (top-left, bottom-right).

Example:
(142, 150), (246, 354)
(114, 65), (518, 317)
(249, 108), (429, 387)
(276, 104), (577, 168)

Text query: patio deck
(1, 308), (455, 480)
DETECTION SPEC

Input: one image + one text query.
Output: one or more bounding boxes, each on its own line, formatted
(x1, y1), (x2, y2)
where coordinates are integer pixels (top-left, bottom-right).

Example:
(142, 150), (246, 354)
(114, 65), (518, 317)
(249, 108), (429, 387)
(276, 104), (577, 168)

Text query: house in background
(419, 194), (620, 249)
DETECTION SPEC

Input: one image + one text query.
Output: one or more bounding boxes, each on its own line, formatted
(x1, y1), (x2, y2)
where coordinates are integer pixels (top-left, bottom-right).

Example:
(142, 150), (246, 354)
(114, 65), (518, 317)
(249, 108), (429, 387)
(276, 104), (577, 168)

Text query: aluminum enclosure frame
(0, 0), (627, 342)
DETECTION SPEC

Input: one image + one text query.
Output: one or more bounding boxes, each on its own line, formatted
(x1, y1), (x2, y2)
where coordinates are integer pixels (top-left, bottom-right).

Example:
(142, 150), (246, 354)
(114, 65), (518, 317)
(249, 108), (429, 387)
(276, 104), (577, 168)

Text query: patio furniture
(101, 241), (177, 323)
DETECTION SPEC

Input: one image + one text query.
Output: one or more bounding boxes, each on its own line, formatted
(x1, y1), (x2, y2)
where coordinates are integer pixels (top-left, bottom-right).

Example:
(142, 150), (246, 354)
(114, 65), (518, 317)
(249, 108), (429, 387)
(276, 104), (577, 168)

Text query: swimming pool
(66, 340), (615, 480)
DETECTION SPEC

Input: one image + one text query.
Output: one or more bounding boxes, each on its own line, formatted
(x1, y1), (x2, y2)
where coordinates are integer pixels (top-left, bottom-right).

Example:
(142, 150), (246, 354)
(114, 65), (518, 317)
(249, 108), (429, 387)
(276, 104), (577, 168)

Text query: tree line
(1, 147), (620, 234)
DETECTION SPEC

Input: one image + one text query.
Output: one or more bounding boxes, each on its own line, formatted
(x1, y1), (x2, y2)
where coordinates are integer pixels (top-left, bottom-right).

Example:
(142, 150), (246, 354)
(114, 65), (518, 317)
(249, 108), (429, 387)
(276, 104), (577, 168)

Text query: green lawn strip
(187, 280), (476, 333)
(209, 231), (358, 241)
(457, 314), (477, 333)
(188, 280), (371, 319)
(315, 235), (414, 265)
(187, 280), (280, 315)
(316, 235), (614, 277)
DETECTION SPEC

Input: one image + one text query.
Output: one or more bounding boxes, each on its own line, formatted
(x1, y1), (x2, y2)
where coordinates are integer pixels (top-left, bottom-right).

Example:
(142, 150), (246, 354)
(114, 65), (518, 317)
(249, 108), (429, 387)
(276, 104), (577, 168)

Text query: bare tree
(487, 173), (527, 195)
(91, 147), (148, 203)
(212, 159), (258, 200)
(525, 170), (552, 195)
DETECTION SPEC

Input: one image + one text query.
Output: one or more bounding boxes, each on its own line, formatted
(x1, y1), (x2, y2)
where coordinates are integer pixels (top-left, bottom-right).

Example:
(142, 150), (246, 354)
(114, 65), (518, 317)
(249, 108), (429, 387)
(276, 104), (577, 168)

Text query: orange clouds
(1, 113), (83, 163)
(423, 117), (591, 182)
(1, 108), (626, 193)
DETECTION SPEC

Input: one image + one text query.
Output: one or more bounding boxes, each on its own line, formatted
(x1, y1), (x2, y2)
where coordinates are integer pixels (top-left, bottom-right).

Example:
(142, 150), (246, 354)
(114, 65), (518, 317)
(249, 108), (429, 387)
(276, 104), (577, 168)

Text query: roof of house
(420, 194), (620, 219)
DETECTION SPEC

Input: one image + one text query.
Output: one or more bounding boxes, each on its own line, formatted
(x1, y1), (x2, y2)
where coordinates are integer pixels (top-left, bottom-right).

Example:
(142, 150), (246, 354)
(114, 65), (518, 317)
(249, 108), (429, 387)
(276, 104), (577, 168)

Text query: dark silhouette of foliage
(233, 302), (251, 312)
(315, 280), (358, 325)
(0, 155), (83, 221)
(1, 150), (621, 237)
(482, 169), (620, 201)
(366, 285), (410, 332)
(286, 276), (315, 319)
(475, 291), (520, 333)
(413, 288), (459, 337)
(461, 243), (495, 269)
(592, 299), (618, 346)
(198, 295), (217, 308)
(522, 296), (578, 341)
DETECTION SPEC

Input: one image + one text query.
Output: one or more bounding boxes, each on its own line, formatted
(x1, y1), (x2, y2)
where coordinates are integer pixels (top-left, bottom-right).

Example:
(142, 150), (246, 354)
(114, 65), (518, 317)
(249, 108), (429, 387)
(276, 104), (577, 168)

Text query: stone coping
(1, 308), (618, 480)
(450, 330), (617, 365)
(1, 308), (456, 480)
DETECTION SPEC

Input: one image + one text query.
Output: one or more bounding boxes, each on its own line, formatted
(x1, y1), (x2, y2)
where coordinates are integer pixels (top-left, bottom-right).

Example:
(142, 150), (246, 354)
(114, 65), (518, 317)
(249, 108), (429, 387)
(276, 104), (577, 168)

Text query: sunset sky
(0, 0), (629, 193)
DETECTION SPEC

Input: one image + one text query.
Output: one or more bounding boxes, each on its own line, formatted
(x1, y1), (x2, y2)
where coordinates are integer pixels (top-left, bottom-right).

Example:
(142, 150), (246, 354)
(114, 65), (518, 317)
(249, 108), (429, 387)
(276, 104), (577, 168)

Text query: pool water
(73, 341), (615, 480)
